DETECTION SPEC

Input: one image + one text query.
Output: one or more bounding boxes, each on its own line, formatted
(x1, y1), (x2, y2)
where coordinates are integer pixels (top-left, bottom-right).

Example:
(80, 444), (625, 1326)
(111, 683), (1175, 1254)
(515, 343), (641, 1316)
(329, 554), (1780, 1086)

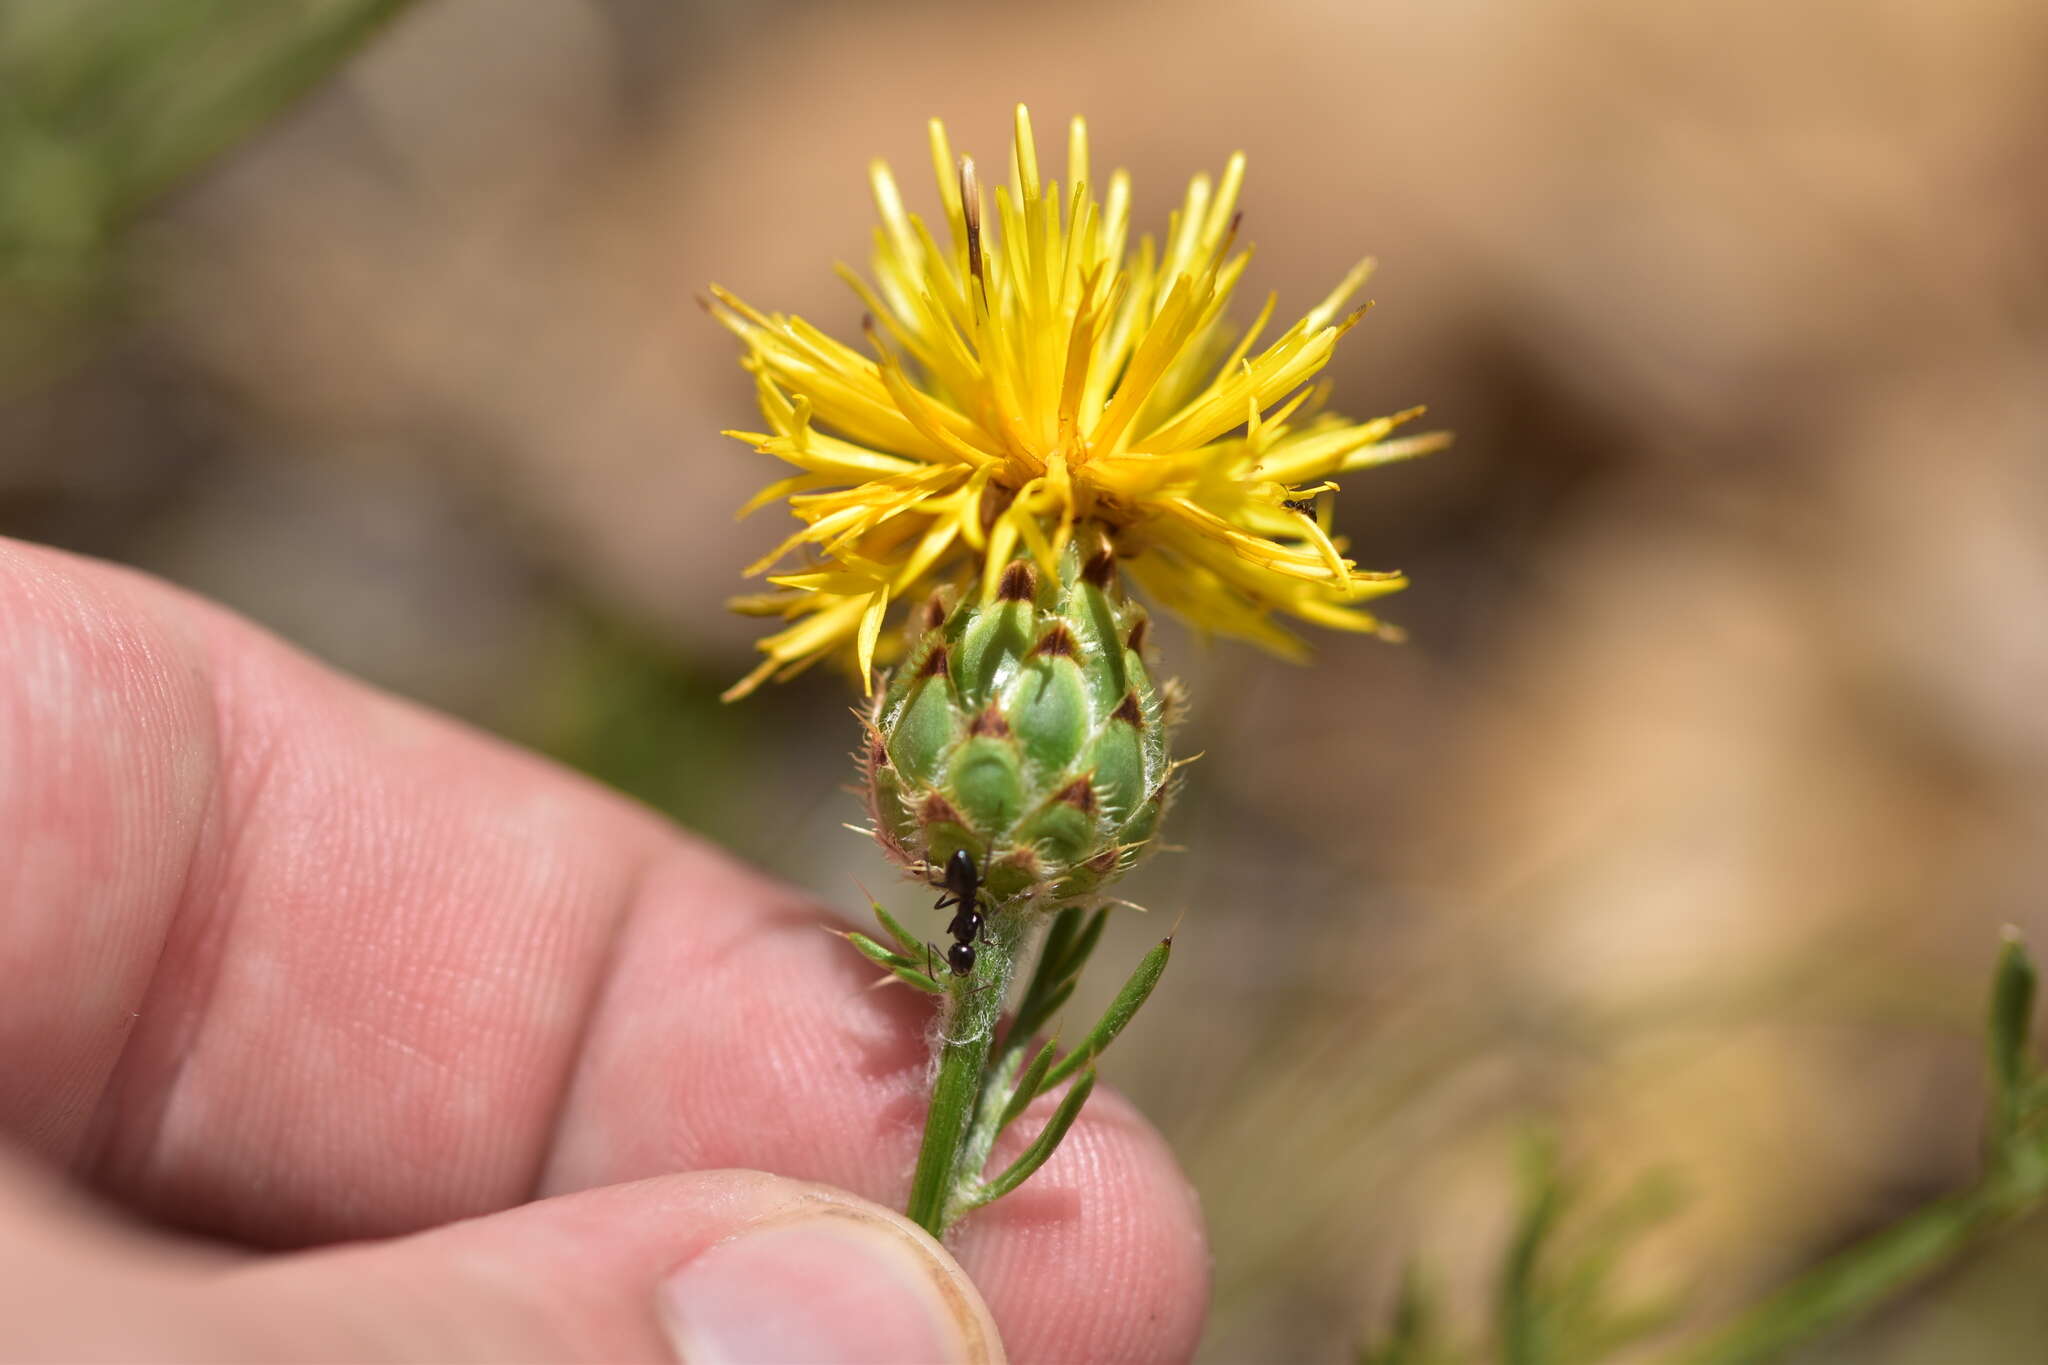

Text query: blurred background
(4, 0), (2047, 1359)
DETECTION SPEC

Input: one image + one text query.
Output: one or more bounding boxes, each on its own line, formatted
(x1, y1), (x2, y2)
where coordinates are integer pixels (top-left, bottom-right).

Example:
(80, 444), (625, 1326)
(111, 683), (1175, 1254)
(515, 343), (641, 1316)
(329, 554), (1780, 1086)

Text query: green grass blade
(1675, 1189), (1995, 1365)
(1989, 929), (2037, 1152)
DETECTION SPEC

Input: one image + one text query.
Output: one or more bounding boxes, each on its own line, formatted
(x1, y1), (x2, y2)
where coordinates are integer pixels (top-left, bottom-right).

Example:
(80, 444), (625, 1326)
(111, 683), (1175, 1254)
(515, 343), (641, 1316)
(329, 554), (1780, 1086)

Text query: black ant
(929, 847), (991, 977)
(1281, 496), (1317, 514)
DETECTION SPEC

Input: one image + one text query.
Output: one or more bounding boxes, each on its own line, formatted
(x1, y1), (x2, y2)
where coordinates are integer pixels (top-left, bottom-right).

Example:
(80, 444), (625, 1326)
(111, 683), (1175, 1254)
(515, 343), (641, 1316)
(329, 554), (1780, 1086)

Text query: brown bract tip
(1125, 616), (1149, 655)
(921, 591), (948, 632)
(1053, 776), (1097, 813)
(1081, 545), (1117, 588)
(919, 791), (966, 828)
(1032, 623), (1078, 658)
(917, 643), (951, 680)
(997, 560), (1037, 602)
(1111, 690), (1146, 728)
(968, 703), (1011, 738)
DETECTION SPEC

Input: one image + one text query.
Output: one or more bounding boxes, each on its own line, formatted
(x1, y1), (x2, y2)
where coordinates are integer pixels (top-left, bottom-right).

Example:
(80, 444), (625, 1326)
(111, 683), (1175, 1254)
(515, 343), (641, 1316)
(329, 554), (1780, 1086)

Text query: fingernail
(659, 1203), (1000, 1364)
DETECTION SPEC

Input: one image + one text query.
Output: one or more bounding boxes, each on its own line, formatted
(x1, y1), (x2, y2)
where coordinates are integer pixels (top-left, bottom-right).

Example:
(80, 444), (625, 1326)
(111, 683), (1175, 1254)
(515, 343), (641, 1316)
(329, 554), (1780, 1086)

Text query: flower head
(711, 105), (1446, 700)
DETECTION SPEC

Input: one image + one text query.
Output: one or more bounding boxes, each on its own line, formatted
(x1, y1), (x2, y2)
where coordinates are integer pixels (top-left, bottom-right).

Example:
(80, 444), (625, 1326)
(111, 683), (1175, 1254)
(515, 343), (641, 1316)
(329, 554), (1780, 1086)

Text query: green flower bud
(863, 540), (1180, 908)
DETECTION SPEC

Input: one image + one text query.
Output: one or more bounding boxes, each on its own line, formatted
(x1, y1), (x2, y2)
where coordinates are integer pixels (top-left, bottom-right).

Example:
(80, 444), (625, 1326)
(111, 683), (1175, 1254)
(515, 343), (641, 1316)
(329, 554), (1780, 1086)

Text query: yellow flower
(711, 105), (1447, 700)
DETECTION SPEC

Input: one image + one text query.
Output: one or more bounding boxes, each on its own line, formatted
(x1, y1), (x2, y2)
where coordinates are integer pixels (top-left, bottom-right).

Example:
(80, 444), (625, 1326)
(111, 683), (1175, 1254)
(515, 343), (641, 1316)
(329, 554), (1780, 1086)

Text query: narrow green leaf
(1042, 935), (1172, 1089)
(843, 930), (917, 973)
(886, 963), (946, 994)
(975, 1069), (1096, 1206)
(997, 1038), (1061, 1134)
(842, 931), (945, 992)
(870, 897), (926, 959)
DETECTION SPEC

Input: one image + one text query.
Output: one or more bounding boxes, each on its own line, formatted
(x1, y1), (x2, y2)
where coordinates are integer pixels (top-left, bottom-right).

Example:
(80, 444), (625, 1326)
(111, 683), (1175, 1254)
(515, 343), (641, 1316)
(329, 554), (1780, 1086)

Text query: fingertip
(658, 1177), (1005, 1364)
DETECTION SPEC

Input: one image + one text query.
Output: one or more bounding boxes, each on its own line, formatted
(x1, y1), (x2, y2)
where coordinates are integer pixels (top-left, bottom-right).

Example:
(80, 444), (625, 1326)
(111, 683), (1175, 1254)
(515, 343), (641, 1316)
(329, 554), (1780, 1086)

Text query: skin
(0, 536), (1209, 1363)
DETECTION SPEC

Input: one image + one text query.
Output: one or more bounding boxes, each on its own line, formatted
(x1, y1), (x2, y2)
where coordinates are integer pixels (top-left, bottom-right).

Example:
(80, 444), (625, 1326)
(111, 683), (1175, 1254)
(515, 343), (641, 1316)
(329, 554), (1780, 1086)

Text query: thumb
(2, 1163), (1005, 1363)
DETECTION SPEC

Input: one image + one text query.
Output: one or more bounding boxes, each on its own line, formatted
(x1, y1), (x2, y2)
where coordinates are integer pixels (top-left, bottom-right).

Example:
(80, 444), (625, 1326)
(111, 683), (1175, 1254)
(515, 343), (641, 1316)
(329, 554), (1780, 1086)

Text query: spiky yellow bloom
(711, 106), (1447, 700)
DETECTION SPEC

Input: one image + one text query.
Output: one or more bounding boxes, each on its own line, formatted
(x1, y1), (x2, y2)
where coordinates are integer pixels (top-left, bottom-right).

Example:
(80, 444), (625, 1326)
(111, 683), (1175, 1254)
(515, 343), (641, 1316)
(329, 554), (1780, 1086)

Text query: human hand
(0, 538), (1208, 1363)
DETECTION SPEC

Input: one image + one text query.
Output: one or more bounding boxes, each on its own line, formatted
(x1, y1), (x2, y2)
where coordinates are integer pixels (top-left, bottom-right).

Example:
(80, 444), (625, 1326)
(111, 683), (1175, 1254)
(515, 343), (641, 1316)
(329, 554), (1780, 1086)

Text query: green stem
(1673, 1160), (2048, 1365)
(957, 1021), (1032, 1199)
(904, 911), (1028, 1236)
(957, 912), (1094, 1196)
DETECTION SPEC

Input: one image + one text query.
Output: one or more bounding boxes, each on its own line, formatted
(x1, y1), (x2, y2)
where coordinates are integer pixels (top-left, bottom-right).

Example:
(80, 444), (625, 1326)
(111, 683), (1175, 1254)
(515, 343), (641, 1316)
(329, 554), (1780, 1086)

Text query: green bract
(863, 539), (1180, 908)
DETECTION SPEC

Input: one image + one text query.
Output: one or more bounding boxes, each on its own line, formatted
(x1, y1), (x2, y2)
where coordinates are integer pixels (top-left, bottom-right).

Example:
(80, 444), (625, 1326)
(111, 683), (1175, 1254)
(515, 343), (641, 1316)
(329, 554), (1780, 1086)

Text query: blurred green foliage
(1679, 933), (2048, 1364)
(0, 0), (413, 385)
(1361, 1138), (1679, 1365)
(1365, 935), (2048, 1365)
(1499, 1139), (1680, 1365)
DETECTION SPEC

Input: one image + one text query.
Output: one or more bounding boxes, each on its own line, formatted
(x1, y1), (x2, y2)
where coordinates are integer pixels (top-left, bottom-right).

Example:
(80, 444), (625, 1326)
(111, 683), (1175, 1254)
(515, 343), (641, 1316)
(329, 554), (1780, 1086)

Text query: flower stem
(904, 911), (1028, 1236)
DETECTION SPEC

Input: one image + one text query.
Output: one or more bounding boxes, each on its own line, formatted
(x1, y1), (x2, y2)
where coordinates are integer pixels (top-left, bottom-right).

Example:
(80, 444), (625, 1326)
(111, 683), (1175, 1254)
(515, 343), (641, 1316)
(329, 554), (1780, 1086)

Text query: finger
(0, 535), (681, 1228)
(0, 1150), (1002, 1364)
(0, 537), (1207, 1362)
